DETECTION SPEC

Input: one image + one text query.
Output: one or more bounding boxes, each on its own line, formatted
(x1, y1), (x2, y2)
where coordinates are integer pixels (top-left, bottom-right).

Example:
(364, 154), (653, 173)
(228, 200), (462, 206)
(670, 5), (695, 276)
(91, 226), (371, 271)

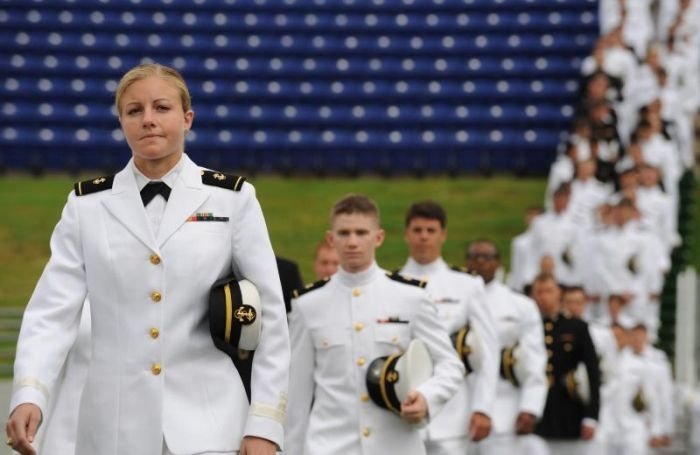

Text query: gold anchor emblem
(386, 370), (399, 383)
(92, 177), (106, 184)
(234, 306), (256, 324)
(213, 173), (226, 181)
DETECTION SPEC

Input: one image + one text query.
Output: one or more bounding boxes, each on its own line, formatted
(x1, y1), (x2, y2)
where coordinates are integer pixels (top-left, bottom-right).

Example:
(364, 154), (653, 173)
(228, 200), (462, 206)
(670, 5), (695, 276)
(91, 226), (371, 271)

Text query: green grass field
(1, 173), (698, 308)
(0, 174), (548, 307)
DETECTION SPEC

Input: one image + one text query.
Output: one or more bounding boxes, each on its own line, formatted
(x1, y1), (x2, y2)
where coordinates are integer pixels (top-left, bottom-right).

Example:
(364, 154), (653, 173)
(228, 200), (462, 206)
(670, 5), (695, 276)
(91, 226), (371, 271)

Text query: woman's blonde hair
(115, 63), (191, 115)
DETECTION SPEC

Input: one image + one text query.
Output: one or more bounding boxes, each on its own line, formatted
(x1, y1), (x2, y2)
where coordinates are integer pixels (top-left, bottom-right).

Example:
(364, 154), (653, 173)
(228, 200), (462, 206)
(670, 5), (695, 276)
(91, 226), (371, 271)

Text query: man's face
(532, 279), (561, 316)
(404, 217), (446, 265)
(466, 242), (499, 283)
(313, 246), (339, 279)
(552, 192), (570, 214)
(562, 290), (587, 318)
(327, 212), (384, 273)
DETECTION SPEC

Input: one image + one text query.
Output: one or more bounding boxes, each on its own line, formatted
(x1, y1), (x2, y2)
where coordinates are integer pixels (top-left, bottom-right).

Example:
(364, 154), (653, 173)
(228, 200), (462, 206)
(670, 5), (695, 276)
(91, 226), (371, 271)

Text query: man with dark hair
(286, 194), (464, 455)
(529, 273), (601, 455)
(466, 239), (548, 455)
(399, 200), (499, 455)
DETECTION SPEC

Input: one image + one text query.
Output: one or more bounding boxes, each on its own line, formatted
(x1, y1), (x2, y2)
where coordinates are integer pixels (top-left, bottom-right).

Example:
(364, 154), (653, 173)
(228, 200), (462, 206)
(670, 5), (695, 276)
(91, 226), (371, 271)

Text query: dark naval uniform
(535, 312), (600, 440)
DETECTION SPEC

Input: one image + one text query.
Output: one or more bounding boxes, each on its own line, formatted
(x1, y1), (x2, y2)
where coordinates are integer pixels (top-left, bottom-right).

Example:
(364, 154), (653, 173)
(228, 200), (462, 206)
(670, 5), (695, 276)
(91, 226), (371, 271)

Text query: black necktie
(140, 181), (171, 206)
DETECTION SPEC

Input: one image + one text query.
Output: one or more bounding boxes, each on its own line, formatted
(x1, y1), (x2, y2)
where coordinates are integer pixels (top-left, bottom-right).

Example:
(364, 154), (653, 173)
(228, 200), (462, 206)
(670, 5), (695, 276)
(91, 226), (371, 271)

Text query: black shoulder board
(74, 175), (115, 196)
(201, 170), (246, 191)
(292, 278), (330, 299)
(450, 265), (468, 273)
(386, 271), (427, 288)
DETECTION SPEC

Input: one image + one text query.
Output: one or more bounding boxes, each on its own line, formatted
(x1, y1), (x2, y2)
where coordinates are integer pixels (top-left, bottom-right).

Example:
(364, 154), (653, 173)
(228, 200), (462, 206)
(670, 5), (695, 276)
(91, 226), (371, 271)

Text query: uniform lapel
(156, 156), (209, 248)
(101, 164), (158, 251)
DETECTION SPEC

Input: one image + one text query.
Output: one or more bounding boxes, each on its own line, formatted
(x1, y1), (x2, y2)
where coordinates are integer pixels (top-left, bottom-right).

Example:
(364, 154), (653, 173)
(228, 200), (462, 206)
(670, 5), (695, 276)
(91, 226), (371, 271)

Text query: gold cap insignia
(234, 305), (257, 324)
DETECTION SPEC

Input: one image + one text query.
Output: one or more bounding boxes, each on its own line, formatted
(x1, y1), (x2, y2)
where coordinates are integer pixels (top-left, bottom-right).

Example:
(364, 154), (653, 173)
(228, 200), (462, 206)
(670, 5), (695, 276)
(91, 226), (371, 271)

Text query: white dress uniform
(509, 229), (539, 294)
(10, 154), (290, 455)
(475, 280), (547, 455)
(34, 302), (91, 455)
(596, 348), (658, 455)
(642, 345), (675, 442)
(568, 178), (613, 232)
(400, 258), (500, 454)
(528, 210), (584, 286)
(285, 263), (465, 455)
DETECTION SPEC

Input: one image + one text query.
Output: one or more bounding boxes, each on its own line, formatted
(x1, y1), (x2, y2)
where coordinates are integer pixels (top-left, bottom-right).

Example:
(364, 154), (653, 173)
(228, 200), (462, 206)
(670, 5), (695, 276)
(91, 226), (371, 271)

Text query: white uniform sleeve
(232, 184), (290, 449)
(284, 304), (315, 454)
(515, 295), (548, 417)
(466, 281), (500, 417)
(413, 296), (466, 419)
(11, 192), (86, 416)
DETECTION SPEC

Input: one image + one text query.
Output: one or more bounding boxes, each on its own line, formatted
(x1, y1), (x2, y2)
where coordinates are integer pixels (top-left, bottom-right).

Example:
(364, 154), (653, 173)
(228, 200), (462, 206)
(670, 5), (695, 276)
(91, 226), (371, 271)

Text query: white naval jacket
(483, 280), (547, 436)
(285, 263), (464, 455)
(11, 155), (290, 454)
(400, 258), (499, 441)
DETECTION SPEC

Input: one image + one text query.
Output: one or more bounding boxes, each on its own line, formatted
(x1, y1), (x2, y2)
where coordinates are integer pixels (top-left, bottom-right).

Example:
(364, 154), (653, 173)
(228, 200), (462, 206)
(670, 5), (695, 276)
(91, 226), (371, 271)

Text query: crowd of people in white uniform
(506, 0), (699, 452)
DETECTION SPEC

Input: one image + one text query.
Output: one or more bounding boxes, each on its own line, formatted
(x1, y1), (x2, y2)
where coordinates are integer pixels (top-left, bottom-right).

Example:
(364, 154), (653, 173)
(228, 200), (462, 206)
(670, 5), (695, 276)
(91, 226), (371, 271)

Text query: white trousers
(424, 436), (469, 455)
(162, 439), (237, 455)
(519, 435), (587, 455)
(474, 433), (522, 455)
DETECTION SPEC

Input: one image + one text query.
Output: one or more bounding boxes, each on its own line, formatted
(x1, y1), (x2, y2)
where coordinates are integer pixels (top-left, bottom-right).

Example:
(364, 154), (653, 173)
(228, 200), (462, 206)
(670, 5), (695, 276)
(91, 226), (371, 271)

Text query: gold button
(547, 349), (553, 358)
(362, 427), (371, 437)
(546, 364), (553, 372)
(547, 375), (554, 387)
(151, 291), (162, 302)
(151, 363), (162, 375)
(149, 254), (161, 265)
(352, 288), (361, 297)
(354, 322), (364, 332)
(391, 336), (399, 343)
(356, 357), (366, 366)
(545, 322), (554, 331)
(545, 335), (553, 345)
(321, 340), (328, 348)
(360, 394), (370, 402)
(150, 328), (160, 339)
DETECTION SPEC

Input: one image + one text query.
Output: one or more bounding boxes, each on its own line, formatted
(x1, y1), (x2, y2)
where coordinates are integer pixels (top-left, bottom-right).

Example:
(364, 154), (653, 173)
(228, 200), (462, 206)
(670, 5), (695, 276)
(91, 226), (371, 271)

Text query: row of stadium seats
(2, 53), (584, 78)
(0, 0), (598, 174)
(3, 101), (574, 126)
(2, 9), (597, 33)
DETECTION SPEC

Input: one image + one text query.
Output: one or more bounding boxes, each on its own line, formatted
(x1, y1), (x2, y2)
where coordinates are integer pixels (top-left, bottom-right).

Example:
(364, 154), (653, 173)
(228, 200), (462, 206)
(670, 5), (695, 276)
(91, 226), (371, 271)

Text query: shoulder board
(386, 271), (427, 289)
(74, 175), (115, 196)
(201, 170), (246, 191)
(450, 265), (468, 274)
(292, 278), (330, 299)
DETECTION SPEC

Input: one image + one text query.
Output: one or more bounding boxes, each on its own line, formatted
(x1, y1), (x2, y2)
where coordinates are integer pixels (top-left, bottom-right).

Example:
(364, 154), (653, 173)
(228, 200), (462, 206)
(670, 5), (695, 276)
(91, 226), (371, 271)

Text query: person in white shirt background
(466, 239), (548, 455)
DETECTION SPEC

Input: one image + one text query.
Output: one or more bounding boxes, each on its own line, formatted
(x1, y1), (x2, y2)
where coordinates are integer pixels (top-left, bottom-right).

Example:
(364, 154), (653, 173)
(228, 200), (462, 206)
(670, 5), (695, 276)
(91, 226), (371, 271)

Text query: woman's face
(118, 76), (193, 170)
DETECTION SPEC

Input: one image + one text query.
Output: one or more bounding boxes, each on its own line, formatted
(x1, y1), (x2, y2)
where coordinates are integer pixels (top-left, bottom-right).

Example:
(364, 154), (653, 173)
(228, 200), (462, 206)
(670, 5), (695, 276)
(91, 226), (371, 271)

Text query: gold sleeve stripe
(77, 181), (83, 196)
(15, 377), (50, 401)
(234, 176), (245, 191)
(250, 403), (286, 423)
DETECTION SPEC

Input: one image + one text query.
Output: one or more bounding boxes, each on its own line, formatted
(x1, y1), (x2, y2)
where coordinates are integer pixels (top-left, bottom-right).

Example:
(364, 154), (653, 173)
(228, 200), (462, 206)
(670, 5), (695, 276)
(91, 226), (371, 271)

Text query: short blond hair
(115, 63), (191, 115)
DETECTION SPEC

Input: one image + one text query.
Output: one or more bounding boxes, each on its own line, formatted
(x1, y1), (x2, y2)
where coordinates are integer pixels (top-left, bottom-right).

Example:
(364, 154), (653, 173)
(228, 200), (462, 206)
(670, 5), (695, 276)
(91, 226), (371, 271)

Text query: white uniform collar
(132, 153), (186, 191)
(336, 262), (383, 288)
(401, 256), (447, 278)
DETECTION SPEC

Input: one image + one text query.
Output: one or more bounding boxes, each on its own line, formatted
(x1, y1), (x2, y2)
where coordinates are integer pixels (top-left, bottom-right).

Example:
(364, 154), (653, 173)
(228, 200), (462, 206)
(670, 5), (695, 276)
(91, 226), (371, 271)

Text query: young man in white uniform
(286, 194), (464, 455)
(399, 201), (499, 454)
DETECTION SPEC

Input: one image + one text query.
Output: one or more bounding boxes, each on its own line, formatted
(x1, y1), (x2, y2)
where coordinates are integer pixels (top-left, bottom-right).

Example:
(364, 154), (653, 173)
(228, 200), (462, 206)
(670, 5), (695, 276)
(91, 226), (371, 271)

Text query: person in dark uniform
(530, 273), (600, 455)
(276, 256), (304, 313)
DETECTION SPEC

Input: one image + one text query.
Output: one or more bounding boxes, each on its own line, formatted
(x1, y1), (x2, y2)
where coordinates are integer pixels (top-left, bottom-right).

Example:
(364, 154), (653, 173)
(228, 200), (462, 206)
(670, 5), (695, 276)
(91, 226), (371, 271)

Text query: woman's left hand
(240, 436), (277, 455)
